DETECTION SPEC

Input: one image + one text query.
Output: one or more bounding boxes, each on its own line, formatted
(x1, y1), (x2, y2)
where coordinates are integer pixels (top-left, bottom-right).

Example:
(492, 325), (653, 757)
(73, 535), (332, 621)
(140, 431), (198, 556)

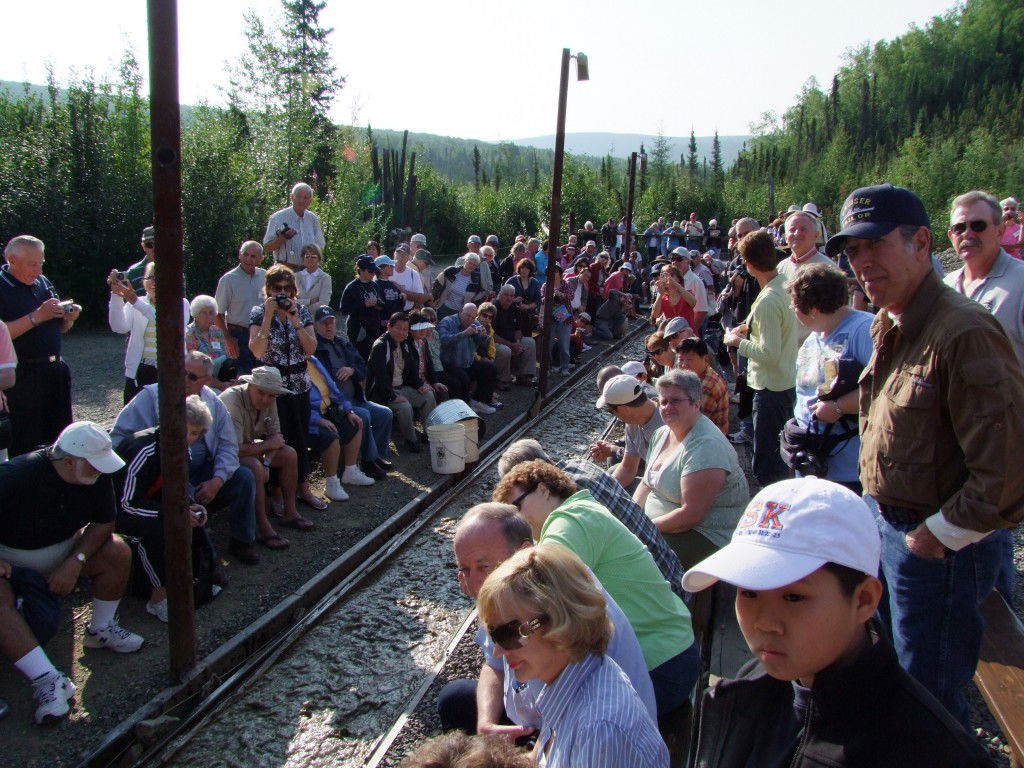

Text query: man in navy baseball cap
(825, 184), (930, 257)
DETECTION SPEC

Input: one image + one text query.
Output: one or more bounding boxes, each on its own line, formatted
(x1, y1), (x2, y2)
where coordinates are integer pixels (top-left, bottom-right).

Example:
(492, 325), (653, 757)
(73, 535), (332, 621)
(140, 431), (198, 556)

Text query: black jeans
(444, 360), (497, 403)
(276, 390), (312, 482)
(752, 387), (795, 486)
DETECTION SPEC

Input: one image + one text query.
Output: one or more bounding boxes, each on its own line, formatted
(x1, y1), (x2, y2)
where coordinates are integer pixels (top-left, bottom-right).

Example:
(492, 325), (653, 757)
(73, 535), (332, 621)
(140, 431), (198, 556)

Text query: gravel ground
(163, 335), (646, 767)
(0, 327), (628, 766)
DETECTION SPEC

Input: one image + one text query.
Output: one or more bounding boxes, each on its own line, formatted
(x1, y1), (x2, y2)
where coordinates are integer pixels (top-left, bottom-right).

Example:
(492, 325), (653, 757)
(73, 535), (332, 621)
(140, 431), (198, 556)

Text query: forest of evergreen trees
(0, 0), (1020, 322)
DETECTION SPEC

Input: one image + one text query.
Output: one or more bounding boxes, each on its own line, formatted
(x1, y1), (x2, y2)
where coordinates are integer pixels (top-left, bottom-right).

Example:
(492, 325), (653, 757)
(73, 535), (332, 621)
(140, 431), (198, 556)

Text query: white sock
(15, 647), (58, 683)
(89, 599), (120, 631)
(344, 465), (357, 472)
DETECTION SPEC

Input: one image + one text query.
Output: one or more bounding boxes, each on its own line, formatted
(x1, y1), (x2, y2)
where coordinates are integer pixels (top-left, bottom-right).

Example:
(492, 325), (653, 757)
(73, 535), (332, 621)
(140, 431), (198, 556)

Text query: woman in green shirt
(493, 460), (700, 716)
(634, 369), (749, 569)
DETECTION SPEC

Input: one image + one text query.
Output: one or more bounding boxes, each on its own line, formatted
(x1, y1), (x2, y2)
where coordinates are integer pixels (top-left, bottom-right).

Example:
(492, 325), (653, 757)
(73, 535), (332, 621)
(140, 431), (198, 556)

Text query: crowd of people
(405, 186), (1023, 766)
(0, 180), (1021, 768)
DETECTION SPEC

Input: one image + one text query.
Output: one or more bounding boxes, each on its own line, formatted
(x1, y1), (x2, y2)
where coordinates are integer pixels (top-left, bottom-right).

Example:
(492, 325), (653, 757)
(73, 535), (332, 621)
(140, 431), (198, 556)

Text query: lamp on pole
(537, 49), (588, 399)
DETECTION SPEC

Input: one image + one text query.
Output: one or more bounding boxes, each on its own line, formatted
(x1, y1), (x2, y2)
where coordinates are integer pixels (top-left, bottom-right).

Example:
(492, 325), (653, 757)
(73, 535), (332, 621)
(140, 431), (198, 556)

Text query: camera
(278, 223), (293, 239)
(274, 294), (292, 310)
(58, 300), (75, 312)
(788, 448), (829, 478)
(114, 271), (127, 281)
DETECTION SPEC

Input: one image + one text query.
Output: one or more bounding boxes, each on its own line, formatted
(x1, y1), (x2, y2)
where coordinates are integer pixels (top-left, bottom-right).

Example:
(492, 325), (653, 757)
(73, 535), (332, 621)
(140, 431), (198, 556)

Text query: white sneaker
(146, 600), (169, 623)
(340, 465), (375, 487)
(470, 400), (495, 415)
(325, 476), (349, 501)
(83, 620), (144, 653)
(33, 672), (75, 725)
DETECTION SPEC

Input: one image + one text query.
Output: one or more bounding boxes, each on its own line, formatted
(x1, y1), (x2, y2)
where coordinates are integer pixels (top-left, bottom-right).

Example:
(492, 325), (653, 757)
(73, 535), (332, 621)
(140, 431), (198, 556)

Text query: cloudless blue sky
(3, 0), (958, 142)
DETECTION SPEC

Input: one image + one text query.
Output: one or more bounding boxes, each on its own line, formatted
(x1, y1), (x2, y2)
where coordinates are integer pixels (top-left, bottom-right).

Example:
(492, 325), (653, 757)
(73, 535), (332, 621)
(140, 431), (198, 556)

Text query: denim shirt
(438, 313), (476, 369)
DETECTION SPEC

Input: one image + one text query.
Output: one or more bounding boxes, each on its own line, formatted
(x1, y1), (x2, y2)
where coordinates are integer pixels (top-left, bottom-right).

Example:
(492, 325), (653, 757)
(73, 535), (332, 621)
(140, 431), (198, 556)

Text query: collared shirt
(219, 384), (281, 446)
(263, 206), (325, 266)
(698, 365), (730, 435)
(859, 270), (1024, 544)
(944, 249), (1024, 366)
(555, 459), (687, 600)
(0, 265), (62, 359)
(534, 654), (669, 768)
(215, 265), (267, 326)
(437, 313), (476, 369)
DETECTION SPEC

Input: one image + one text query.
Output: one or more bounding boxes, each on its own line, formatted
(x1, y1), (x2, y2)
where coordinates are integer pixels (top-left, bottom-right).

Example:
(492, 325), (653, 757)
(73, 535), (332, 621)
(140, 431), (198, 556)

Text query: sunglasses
(949, 219), (989, 236)
(487, 616), (547, 651)
(143, 240), (155, 248)
(509, 487), (533, 509)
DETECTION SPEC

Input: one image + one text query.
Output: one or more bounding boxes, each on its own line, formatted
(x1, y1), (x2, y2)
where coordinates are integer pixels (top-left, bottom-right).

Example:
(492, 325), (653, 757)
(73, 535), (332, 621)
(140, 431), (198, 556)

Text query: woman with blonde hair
(477, 543), (668, 768)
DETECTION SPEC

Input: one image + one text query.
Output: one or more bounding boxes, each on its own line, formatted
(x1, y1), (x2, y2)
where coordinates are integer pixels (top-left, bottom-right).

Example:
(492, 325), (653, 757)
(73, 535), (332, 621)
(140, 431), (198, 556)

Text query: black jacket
(365, 332), (424, 404)
(693, 624), (991, 768)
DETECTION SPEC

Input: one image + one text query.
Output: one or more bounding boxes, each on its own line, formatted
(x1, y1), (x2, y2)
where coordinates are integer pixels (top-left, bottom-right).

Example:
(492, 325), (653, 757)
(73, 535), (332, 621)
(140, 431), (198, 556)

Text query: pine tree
(472, 146), (481, 191)
(686, 129), (699, 183)
(710, 131), (724, 190)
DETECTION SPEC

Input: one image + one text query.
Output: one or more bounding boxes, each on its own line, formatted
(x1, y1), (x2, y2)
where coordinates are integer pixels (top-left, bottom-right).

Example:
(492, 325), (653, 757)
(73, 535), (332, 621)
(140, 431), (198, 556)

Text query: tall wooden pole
(624, 152), (638, 262)
(537, 48), (571, 398)
(148, 0), (195, 682)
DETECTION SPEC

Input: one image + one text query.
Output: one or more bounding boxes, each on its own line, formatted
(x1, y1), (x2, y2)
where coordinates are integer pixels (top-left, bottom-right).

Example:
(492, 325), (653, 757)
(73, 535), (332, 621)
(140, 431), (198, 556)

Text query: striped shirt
(535, 653), (668, 768)
(555, 459), (687, 600)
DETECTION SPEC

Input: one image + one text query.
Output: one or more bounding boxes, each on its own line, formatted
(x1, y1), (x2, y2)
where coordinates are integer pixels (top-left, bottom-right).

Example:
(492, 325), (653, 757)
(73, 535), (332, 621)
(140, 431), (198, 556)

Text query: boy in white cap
(685, 477), (989, 767)
(0, 421), (144, 725)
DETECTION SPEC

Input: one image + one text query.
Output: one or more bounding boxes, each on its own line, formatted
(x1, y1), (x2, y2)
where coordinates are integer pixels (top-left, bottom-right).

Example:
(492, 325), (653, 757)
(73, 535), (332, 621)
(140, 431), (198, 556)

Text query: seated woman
(633, 369), (749, 569)
(306, 355), (377, 501)
(786, 263), (873, 494)
(475, 302), (507, 402)
(504, 256), (541, 334)
(114, 395), (222, 622)
(493, 460), (699, 717)
(409, 308), (462, 402)
(650, 266), (696, 329)
(477, 543), (669, 768)
(644, 331), (676, 380)
(186, 295), (235, 391)
(295, 243), (332, 315)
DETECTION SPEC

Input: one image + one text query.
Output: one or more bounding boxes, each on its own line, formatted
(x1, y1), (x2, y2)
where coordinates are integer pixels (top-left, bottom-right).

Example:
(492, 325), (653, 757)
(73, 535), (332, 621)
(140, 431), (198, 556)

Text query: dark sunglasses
(950, 219), (989, 236)
(487, 616), (547, 651)
(142, 240), (155, 248)
(509, 487), (533, 509)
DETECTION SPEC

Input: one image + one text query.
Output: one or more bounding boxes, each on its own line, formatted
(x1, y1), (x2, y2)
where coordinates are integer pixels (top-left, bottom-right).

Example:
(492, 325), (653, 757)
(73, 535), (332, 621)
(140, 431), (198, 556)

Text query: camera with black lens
(274, 293), (292, 310)
(788, 446), (829, 478)
(278, 223), (293, 239)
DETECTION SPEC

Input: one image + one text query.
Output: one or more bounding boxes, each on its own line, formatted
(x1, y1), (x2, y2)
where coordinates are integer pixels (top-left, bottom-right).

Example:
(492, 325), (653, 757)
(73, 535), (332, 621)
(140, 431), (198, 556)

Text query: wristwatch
(74, 552), (87, 564)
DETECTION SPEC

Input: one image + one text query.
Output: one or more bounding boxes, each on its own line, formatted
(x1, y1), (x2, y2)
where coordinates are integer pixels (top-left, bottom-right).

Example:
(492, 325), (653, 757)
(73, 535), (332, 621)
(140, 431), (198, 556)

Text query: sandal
(256, 533), (291, 550)
(278, 515), (315, 531)
(298, 494), (329, 511)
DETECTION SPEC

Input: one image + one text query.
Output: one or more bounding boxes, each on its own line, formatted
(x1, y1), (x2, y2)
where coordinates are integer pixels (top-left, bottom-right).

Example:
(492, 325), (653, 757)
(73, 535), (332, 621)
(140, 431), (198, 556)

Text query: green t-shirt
(539, 489), (694, 670)
(643, 419), (750, 549)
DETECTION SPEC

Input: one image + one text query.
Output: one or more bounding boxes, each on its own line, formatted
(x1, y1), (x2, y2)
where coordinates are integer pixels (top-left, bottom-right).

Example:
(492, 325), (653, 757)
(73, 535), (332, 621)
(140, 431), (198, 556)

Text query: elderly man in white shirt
(263, 182), (325, 270)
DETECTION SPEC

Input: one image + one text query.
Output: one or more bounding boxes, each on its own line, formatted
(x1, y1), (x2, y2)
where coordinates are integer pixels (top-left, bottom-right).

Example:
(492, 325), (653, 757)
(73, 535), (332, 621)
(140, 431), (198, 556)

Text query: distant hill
(512, 132), (748, 164)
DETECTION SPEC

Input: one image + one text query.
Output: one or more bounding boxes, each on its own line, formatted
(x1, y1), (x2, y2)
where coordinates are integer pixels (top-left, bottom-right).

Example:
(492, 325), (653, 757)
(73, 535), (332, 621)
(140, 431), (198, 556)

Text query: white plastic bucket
(459, 417), (480, 463)
(427, 423), (466, 474)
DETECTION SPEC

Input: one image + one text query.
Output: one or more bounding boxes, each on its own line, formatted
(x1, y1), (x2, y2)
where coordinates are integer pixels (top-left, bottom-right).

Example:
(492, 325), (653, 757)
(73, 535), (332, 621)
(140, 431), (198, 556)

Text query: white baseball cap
(596, 374), (645, 409)
(55, 421), (126, 474)
(682, 478), (880, 593)
(621, 360), (646, 377)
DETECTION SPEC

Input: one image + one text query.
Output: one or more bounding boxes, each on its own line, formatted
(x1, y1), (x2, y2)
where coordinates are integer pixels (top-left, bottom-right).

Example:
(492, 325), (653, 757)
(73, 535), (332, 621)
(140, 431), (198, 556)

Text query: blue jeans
(648, 641), (701, 715)
(351, 399), (393, 461)
(751, 387), (794, 486)
(189, 462), (257, 545)
(877, 513), (1002, 729)
(994, 528), (1016, 606)
(551, 321), (571, 372)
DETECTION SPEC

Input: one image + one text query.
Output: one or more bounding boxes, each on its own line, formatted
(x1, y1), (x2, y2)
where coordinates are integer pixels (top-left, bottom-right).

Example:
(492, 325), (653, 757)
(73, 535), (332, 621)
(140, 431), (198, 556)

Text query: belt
(878, 502), (924, 526)
(227, 323), (248, 333)
(20, 355), (61, 365)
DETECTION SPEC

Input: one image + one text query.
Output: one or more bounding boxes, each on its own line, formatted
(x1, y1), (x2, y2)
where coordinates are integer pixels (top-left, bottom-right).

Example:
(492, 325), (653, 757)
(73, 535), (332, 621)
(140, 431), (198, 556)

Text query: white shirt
(391, 265), (425, 310)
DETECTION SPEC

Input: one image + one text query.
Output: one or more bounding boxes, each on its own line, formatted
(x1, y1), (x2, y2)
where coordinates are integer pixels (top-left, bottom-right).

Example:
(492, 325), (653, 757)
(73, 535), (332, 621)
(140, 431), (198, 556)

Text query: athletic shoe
(341, 465), (375, 486)
(33, 672), (75, 725)
(582, 344), (593, 352)
(490, 400), (504, 409)
(325, 476), (349, 501)
(470, 400), (495, 415)
(727, 428), (753, 445)
(83, 621), (144, 653)
(146, 600), (169, 623)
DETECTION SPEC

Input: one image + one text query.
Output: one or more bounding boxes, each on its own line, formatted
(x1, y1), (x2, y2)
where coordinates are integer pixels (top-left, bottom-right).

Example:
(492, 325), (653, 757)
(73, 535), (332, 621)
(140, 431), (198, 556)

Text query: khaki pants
(389, 385), (437, 442)
(495, 337), (537, 384)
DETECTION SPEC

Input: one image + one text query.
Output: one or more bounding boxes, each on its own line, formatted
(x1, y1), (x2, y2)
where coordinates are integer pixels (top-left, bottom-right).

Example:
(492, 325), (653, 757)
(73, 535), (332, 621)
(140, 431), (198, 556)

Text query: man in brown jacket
(826, 183), (1024, 729)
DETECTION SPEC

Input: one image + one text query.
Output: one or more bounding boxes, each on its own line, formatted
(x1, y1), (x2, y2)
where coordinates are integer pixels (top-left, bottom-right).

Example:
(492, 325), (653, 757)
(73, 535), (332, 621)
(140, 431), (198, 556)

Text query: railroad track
(80, 322), (647, 768)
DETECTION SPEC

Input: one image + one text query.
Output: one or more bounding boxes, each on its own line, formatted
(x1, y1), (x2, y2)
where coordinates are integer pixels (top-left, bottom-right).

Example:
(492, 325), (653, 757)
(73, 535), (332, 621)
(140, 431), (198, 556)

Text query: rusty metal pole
(624, 152), (637, 265)
(148, 0), (196, 682)
(537, 48), (571, 399)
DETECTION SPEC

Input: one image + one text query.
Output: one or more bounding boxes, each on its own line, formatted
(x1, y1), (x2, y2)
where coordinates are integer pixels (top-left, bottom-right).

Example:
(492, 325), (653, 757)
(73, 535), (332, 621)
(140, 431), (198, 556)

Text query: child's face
(734, 567), (878, 688)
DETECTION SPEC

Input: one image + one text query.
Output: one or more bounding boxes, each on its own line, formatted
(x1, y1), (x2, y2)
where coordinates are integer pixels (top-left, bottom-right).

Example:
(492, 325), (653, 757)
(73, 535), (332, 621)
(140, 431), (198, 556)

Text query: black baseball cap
(825, 184), (930, 257)
(314, 306), (336, 322)
(356, 255), (378, 273)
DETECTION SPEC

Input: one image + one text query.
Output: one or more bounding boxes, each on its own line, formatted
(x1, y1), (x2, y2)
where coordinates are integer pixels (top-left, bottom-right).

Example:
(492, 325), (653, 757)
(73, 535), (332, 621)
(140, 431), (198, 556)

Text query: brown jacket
(858, 270), (1024, 532)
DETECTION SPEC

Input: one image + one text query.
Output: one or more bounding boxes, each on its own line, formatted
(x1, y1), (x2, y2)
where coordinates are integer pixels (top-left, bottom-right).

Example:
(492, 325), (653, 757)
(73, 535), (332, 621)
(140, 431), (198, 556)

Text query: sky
(3, 0), (958, 143)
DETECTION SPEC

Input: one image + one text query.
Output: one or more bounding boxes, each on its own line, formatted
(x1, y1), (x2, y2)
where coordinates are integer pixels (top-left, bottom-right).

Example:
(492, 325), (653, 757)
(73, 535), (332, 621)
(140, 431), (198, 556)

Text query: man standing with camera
(0, 236), (81, 456)
(263, 182), (325, 271)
